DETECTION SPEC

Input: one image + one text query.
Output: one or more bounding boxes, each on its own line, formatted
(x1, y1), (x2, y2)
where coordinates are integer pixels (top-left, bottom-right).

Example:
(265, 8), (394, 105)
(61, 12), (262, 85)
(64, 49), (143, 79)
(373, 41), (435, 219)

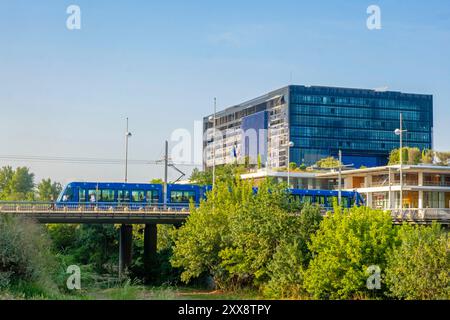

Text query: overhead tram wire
(0, 155), (201, 167)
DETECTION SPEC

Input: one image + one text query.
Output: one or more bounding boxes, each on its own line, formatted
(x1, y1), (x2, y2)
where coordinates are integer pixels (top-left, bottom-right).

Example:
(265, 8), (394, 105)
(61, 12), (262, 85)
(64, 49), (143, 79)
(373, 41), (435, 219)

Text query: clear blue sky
(1, 0), (449, 184)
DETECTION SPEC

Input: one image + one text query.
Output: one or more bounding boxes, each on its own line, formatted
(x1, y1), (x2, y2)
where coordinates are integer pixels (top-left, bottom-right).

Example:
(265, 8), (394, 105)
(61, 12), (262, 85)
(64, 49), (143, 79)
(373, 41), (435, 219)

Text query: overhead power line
(0, 155), (201, 167)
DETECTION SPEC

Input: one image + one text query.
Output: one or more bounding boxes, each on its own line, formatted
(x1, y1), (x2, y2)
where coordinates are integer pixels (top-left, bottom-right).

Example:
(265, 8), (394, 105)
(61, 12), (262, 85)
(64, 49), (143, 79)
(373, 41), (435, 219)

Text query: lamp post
(287, 141), (294, 187)
(208, 98), (217, 189)
(124, 117), (132, 183)
(394, 113), (407, 212)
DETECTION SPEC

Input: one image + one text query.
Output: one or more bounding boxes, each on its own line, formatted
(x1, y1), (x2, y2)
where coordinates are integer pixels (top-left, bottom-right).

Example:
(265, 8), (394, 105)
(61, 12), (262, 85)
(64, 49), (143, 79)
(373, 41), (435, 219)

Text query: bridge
(1, 202), (449, 278)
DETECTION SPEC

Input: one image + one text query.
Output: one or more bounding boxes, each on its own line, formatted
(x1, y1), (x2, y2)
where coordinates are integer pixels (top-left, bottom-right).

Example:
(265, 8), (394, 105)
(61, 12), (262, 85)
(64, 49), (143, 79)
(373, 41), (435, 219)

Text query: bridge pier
(119, 224), (133, 277)
(143, 224), (158, 282)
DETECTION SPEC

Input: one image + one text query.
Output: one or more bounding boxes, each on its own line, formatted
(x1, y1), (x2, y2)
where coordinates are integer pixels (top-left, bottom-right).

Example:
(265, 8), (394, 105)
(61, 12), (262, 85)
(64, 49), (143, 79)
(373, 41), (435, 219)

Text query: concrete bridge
(0, 201), (191, 278)
(1, 202), (449, 278)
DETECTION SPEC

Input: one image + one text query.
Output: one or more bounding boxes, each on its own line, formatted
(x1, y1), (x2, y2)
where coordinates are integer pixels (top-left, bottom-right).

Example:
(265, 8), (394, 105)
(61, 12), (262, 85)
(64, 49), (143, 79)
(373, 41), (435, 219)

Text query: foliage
(385, 223), (449, 300)
(47, 224), (79, 252)
(71, 225), (119, 272)
(150, 178), (164, 184)
(388, 147), (421, 165)
(37, 178), (62, 201)
(314, 157), (341, 169)
(189, 164), (247, 186)
(0, 215), (57, 295)
(171, 180), (243, 285)
(0, 166), (35, 200)
(263, 204), (322, 298)
(303, 206), (397, 299)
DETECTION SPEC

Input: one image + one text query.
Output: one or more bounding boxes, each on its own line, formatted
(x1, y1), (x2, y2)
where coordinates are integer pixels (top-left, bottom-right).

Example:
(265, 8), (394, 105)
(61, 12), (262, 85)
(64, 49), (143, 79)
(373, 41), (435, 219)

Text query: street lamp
(125, 117), (132, 183)
(287, 141), (294, 187)
(394, 113), (407, 212)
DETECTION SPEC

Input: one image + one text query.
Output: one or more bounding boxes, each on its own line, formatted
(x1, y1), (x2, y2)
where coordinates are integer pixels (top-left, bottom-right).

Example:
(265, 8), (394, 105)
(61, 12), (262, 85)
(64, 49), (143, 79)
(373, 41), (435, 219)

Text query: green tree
(388, 147), (421, 165)
(150, 178), (164, 184)
(303, 206), (397, 299)
(219, 182), (301, 287)
(315, 157), (341, 169)
(0, 166), (14, 199)
(385, 223), (449, 300)
(0, 167), (35, 200)
(263, 204), (323, 298)
(37, 178), (62, 201)
(171, 180), (247, 285)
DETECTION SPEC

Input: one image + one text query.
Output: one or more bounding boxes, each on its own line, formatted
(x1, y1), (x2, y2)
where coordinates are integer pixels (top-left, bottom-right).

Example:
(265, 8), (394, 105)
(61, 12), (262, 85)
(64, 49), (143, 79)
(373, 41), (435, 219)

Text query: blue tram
(57, 181), (363, 209)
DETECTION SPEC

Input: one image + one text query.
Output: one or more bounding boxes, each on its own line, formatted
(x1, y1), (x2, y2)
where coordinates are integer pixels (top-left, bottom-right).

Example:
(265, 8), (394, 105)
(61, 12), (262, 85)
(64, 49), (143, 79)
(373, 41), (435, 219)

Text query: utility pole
(395, 113), (407, 213)
(338, 150), (342, 206)
(164, 140), (168, 207)
(212, 97), (217, 189)
(124, 117), (132, 183)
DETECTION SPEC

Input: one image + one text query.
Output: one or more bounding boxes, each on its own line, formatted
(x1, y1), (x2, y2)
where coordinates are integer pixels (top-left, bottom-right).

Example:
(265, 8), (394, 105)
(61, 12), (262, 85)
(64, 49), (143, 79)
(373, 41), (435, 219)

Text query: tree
(219, 182), (302, 287)
(171, 180), (245, 285)
(263, 204), (323, 298)
(189, 164), (247, 186)
(149, 178), (164, 184)
(37, 178), (62, 201)
(303, 206), (397, 299)
(385, 223), (449, 300)
(0, 167), (35, 200)
(389, 147), (421, 165)
(0, 166), (14, 199)
(314, 157), (341, 169)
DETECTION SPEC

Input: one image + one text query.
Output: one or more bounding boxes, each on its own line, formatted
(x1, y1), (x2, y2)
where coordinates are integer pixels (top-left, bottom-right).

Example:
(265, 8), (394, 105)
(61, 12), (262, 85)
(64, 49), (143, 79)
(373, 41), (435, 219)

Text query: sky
(0, 0), (449, 185)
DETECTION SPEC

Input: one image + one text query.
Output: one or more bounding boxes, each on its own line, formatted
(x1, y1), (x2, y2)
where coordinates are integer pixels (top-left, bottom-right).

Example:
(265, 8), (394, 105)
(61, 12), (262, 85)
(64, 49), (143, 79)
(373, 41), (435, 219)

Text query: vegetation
(314, 157), (341, 169)
(0, 214), (58, 298)
(1, 165), (448, 300)
(388, 148), (450, 166)
(385, 223), (449, 300)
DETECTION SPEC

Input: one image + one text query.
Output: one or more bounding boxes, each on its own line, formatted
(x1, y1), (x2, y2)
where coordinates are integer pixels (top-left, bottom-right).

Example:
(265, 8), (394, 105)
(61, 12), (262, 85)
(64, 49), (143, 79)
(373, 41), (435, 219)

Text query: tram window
(87, 190), (98, 202)
(342, 197), (350, 208)
(62, 187), (74, 202)
(118, 190), (130, 202)
(302, 195), (313, 204)
(78, 189), (86, 202)
(170, 191), (196, 203)
(329, 196), (338, 206)
(147, 190), (159, 204)
(316, 196), (326, 205)
(132, 190), (145, 202)
(100, 189), (115, 202)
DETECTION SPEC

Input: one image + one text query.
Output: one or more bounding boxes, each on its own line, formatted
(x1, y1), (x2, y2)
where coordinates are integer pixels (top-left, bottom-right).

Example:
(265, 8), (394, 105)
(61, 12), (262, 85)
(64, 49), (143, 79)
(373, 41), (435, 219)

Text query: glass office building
(203, 85), (433, 169)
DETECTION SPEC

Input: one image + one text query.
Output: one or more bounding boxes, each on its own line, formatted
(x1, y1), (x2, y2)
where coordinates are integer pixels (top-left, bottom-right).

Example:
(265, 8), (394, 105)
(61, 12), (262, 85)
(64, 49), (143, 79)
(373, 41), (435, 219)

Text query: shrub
(303, 206), (397, 299)
(0, 215), (57, 296)
(385, 223), (449, 300)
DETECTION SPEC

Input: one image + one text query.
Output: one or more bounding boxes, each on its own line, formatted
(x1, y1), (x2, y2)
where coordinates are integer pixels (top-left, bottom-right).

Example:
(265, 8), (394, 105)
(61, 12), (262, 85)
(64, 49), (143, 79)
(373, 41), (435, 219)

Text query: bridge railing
(0, 201), (194, 214)
(389, 208), (450, 221)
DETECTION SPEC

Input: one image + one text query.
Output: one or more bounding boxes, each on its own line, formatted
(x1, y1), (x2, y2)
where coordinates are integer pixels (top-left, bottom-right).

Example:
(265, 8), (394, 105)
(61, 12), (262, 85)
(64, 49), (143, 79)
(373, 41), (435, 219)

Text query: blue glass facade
(288, 86), (433, 168)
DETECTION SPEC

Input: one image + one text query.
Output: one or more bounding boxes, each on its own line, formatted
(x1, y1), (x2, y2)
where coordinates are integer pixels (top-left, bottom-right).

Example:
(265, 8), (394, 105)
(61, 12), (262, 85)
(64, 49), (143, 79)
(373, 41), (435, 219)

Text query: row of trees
(0, 166), (61, 201)
(171, 178), (449, 299)
(388, 148), (450, 166)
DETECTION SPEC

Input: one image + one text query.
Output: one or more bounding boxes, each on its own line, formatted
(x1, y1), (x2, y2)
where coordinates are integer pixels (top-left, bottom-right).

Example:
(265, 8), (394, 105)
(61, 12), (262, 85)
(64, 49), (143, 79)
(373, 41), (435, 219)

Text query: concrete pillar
(119, 224), (133, 277)
(418, 190), (423, 209)
(143, 224), (158, 281)
(418, 172), (423, 186)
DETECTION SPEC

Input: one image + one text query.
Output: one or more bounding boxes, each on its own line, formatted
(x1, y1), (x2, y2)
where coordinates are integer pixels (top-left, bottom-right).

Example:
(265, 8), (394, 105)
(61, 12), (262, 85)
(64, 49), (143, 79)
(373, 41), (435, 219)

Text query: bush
(385, 223), (449, 300)
(303, 206), (397, 299)
(0, 215), (57, 296)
